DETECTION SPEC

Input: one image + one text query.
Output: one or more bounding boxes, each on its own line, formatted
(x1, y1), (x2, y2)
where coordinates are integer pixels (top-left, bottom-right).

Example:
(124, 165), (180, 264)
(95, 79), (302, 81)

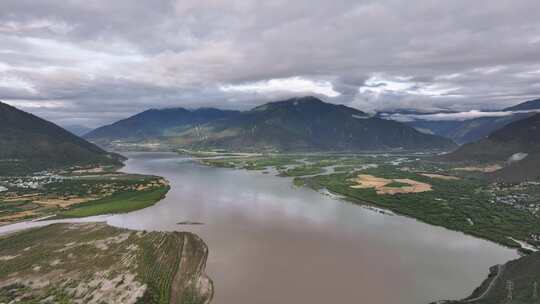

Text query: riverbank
(438, 251), (540, 303)
(194, 152), (540, 303)
(0, 167), (170, 225)
(198, 153), (540, 251)
(0, 222), (213, 304)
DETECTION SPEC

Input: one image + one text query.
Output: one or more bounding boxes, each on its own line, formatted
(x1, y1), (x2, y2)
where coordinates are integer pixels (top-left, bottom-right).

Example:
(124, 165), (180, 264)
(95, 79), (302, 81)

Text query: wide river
(2, 152), (518, 303)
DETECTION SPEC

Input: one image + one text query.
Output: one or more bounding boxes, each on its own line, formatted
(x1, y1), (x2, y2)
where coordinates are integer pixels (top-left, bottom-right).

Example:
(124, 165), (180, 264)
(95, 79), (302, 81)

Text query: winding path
(465, 264), (504, 302)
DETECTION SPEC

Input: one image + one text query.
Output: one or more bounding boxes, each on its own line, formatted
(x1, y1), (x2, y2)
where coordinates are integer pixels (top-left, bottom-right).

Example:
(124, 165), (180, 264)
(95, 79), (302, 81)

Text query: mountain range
(84, 96), (456, 152)
(445, 113), (540, 181)
(388, 98), (540, 144)
(85, 107), (240, 146)
(0, 101), (123, 175)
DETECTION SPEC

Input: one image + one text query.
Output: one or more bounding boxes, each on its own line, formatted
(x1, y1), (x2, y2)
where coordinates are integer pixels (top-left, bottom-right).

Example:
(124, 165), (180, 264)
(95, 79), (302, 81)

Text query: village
(488, 181), (540, 216)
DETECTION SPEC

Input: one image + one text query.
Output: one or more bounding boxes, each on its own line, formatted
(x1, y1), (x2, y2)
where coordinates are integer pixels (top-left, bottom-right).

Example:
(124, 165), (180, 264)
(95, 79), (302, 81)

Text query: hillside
(0, 101), (122, 174)
(174, 96), (457, 152)
(405, 113), (532, 144)
(504, 98), (540, 111)
(0, 223), (213, 304)
(444, 114), (540, 181)
(442, 252), (540, 304)
(84, 107), (240, 146)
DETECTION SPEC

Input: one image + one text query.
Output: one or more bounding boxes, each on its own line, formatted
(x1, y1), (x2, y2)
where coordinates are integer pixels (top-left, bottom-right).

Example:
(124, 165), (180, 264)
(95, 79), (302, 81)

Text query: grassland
(55, 185), (169, 218)
(0, 222), (213, 304)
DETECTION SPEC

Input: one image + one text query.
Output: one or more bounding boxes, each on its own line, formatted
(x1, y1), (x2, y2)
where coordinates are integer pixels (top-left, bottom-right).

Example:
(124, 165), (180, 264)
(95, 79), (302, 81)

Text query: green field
(56, 185), (169, 218)
(299, 165), (540, 248)
(1, 171), (169, 224)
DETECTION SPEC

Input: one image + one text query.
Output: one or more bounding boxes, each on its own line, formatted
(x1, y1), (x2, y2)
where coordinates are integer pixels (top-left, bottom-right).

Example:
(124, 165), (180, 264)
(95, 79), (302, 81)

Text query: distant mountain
(85, 107), (240, 146)
(61, 124), (93, 136)
(172, 96), (457, 152)
(444, 114), (540, 181)
(406, 113), (532, 144)
(0, 101), (122, 175)
(380, 98), (540, 144)
(503, 98), (540, 111)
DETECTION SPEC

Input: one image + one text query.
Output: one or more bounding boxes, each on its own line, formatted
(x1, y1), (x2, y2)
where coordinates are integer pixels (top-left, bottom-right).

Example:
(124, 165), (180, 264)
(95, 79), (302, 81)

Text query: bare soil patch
(350, 174), (432, 195)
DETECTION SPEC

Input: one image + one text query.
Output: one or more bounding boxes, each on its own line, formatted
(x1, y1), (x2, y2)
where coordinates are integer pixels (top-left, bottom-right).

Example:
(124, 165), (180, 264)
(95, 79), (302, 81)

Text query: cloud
(0, 0), (539, 127)
(220, 77), (340, 97)
(358, 74), (462, 98)
(382, 109), (540, 122)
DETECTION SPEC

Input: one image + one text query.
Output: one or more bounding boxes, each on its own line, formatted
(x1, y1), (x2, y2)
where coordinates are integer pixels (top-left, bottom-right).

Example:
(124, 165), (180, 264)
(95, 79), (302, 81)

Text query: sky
(1, 0), (540, 128)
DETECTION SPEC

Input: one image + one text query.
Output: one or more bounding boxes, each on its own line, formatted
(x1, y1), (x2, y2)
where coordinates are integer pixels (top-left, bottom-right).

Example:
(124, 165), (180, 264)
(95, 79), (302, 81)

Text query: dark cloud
(0, 0), (539, 127)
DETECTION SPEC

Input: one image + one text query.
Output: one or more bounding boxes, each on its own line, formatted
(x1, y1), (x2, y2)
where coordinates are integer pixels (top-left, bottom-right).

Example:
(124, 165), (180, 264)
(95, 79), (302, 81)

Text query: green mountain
(169, 97), (457, 152)
(445, 113), (540, 181)
(84, 107), (240, 146)
(0, 101), (122, 175)
(61, 124), (93, 136)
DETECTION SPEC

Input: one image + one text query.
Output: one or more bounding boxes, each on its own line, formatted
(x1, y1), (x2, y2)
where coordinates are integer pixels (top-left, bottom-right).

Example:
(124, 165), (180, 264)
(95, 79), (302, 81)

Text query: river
(1, 152), (518, 304)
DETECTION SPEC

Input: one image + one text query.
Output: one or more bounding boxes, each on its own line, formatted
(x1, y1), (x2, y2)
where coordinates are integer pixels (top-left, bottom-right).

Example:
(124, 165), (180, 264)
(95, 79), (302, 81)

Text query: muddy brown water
(1, 152), (518, 304)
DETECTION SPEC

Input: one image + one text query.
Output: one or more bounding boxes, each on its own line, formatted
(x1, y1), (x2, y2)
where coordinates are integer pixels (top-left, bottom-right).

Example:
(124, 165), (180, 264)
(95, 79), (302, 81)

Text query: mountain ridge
(444, 113), (540, 181)
(86, 96), (457, 152)
(0, 101), (122, 174)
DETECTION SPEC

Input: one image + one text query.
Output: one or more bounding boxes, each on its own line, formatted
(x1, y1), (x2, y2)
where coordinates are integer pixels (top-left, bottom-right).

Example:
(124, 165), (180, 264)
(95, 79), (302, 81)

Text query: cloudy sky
(1, 0), (540, 127)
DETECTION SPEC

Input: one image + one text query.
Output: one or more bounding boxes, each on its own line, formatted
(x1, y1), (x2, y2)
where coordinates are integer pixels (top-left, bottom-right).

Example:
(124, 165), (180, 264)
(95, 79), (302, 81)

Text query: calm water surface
(2, 152), (518, 304)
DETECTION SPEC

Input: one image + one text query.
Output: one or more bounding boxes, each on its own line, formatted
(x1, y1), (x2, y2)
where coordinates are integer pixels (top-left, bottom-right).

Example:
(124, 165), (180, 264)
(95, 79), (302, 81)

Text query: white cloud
(359, 75), (461, 98)
(3, 99), (66, 108)
(384, 109), (540, 122)
(220, 76), (341, 97)
(0, 75), (37, 94)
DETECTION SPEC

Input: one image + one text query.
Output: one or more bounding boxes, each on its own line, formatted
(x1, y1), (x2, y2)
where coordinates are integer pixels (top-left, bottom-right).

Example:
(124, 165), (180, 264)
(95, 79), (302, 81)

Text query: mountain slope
(444, 113), (540, 181)
(84, 107), (240, 145)
(406, 113), (532, 144)
(175, 96), (457, 152)
(61, 124), (93, 136)
(503, 98), (540, 111)
(0, 101), (122, 174)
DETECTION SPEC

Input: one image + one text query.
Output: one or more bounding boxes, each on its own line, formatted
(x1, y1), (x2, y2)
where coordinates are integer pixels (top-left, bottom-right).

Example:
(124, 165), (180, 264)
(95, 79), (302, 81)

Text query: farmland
(0, 222), (213, 304)
(0, 167), (169, 225)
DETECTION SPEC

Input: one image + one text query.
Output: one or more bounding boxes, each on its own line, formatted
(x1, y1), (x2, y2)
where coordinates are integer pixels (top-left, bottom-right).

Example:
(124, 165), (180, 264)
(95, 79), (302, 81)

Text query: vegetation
(0, 101), (123, 176)
(0, 171), (169, 225)
(439, 251), (540, 304)
(87, 96), (456, 152)
(300, 166), (540, 248)
(200, 152), (540, 249)
(281, 165), (325, 176)
(0, 223), (212, 304)
(56, 185), (169, 218)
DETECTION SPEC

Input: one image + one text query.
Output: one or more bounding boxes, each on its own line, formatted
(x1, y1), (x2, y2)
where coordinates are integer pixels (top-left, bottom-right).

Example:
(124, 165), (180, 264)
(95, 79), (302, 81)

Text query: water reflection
(108, 152), (517, 304)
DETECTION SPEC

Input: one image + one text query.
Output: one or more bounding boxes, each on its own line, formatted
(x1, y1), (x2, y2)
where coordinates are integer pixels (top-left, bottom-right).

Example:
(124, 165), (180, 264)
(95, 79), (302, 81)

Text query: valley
(2, 2), (539, 303)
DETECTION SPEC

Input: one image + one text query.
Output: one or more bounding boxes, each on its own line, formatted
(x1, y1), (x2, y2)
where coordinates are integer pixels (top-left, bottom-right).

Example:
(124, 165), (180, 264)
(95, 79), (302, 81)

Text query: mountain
(61, 124), (93, 136)
(382, 98), (540, 144)
(84, 107), (240, 146)
(503, 98), (540, 111)
(0, 101), (122, 175)
(172, 96), (457, 152)
(406, 113), (532, 144)
(444, 113), (540, 181)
